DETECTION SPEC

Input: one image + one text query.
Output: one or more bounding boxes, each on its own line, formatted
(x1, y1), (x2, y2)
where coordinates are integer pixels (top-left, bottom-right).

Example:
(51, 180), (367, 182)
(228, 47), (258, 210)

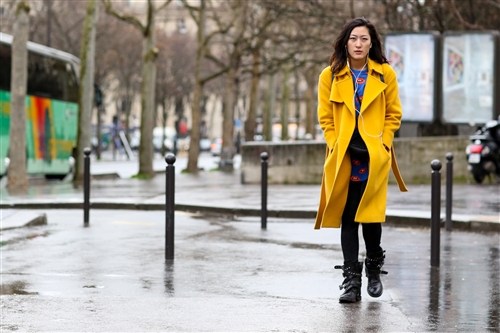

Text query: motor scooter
(465, 120), (500, 183)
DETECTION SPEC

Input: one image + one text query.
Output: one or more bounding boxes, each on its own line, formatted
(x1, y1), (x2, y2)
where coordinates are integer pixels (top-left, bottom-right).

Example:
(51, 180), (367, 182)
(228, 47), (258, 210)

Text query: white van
(153, 127), (176, 152)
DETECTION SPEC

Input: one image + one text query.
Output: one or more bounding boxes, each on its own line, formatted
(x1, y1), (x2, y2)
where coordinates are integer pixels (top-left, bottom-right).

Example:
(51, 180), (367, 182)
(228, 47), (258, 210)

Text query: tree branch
(450, 0), (484, 30)
(101, 0), (145, 32)
(485, 0), (500, 10)
(157, 0), (173, 12)
(205, 52), (227, 69)
(180, 0), (200, 25)
(200, 67), (229, 85)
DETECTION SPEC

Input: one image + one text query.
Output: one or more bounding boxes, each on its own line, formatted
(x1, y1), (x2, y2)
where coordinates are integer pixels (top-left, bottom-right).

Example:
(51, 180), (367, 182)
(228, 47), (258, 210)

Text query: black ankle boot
(335, 261), (363, 303)
(365, 250), (388, 298)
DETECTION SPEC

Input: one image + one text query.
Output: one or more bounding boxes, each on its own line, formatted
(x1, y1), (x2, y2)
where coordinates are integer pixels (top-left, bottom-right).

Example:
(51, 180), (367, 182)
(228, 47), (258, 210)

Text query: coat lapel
(331, 60), (387, 116)
(331, 67), (356, 116)
(360, 59), (387, 113)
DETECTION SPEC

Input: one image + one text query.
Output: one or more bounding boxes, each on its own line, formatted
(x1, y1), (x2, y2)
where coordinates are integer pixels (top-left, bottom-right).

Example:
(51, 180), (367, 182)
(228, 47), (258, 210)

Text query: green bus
(0, 32), (80, 179)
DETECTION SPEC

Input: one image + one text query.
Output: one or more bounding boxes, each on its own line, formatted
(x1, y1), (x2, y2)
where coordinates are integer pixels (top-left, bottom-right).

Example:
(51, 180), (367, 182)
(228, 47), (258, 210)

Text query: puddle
(0, 281), (38, 295)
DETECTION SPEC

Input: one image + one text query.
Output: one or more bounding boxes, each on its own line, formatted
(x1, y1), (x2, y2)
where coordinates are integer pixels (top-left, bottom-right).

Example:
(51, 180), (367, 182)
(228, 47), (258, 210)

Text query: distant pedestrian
(315, 17), (408, 303)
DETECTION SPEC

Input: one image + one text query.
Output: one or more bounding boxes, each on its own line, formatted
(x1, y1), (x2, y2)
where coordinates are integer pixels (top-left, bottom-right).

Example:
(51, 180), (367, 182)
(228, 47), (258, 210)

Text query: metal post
(165, 153), (176, 260)
(83, 147), (91, 226)
(261, 152), (268, 230)
(445, 153), (453, 232)
(430, 160), (442, 268)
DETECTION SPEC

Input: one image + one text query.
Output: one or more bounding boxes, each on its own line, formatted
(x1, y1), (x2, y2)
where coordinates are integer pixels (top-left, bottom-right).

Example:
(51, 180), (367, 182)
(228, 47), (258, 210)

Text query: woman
(315, 17), (408, 303)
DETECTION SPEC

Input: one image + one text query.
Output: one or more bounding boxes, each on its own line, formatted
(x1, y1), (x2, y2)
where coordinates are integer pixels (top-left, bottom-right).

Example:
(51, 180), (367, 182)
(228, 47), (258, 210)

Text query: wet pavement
(0, 153), (499, 331)
(1, 153), (499, 231)
(1, 210), (499, 332)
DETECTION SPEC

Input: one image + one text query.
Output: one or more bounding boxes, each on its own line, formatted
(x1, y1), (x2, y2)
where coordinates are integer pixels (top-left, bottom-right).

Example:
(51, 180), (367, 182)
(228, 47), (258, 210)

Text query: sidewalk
(1, 159), (499, 231)
(1, 210), (499, 332)
(1, 157), (499, 332)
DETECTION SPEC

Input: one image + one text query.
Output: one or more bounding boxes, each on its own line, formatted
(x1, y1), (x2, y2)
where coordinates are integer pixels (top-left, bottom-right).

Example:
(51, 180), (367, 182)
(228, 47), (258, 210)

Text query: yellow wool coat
(315, 58), (408, 229)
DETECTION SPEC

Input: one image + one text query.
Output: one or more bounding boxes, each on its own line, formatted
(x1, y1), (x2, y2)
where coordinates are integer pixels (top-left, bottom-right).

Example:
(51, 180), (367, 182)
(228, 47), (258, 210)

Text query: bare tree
(211, 2), (247, 171)
(243, 3), (280, 143)
(102, 0), (172, 178)
(155, 31), (195, 155)
(376, 0), (500, 32)
(28, 1), (86, 54)
(103, 23), (143, 142)
(74, 0), (98, 184)
(7, 1), (30, 193)
(181, 0), (229, 174)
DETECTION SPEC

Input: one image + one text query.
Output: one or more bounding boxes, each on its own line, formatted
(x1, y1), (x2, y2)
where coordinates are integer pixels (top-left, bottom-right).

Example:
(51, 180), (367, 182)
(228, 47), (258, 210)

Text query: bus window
(26, 53), (78, 103)
(0, 44), (11, 92)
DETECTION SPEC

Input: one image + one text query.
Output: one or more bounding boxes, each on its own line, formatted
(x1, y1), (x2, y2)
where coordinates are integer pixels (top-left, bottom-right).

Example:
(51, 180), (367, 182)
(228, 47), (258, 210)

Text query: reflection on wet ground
(164, 261), (174, 296)
(0, 209), (498, 331)
(0, 280), (37, 295)
(488, 246), (500, 331)
(385, 229), (500, 332)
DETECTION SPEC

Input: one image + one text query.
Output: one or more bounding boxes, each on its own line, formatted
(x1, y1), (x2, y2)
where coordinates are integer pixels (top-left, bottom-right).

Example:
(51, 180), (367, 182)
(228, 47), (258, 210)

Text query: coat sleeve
(381, 64), (403, 149)
(317, 66), (336, 150)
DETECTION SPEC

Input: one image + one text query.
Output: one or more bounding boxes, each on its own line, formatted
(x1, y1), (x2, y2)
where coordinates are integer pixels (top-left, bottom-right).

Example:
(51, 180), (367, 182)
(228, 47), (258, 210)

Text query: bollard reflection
(442, 233), (453, 328)
(443, 233), (453, 297)
(164, 260), (175, 296)
(427, 266), (440, 331)
(487, 247), (499, 331)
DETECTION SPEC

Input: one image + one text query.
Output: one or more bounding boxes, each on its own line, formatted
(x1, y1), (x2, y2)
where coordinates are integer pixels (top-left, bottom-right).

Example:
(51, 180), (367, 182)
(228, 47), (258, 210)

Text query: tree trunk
(186, 0), (206, 174)
(244, 49), (261, 142)
(186, 80), (203, 173)
(280, 66), (291, 141)
(219, 66), (237, 171)
(96, 103), (103, 160)
(138, 18), (157, 177)
(161, 99), (167, 156)
(263, 73), (276, 141)
(7, 1), (30, 192)
(74, 0), (98, 184)
(219, 3), (245, 170)
(294, 70), (301, 140)
(304, 67), (317, 139)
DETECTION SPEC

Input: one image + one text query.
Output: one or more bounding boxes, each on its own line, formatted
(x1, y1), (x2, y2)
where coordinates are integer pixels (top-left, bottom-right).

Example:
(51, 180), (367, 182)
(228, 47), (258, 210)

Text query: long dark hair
(329, 17), (388, 75)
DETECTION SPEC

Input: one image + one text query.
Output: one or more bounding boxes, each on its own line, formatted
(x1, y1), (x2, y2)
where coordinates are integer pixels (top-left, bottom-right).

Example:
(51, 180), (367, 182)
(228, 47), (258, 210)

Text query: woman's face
(346, 26), (371, 62)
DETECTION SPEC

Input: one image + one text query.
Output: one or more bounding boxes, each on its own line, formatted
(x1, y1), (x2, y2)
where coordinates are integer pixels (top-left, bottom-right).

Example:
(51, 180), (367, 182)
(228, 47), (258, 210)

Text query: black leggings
(341, 180), (382, 262)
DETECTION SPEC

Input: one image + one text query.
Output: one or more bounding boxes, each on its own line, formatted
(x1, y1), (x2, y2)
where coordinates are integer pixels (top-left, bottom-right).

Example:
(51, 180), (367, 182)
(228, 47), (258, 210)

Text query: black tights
(341, 181), (382, 262)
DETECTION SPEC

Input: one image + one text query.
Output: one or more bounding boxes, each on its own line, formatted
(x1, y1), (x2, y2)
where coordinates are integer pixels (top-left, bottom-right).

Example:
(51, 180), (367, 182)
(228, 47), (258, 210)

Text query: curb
(1, 202), (498, 233)
(1, 211), (48, 231)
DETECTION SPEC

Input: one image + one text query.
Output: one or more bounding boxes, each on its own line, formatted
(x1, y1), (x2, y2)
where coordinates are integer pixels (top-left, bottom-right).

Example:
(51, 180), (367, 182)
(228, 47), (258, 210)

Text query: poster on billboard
(442, 33), (497, 124)
(385, 33), (437, 122)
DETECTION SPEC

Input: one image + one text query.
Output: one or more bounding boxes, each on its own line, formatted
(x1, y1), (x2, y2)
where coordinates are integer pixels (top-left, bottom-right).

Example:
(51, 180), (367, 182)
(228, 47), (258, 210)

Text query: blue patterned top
(350, 68), (369, 182)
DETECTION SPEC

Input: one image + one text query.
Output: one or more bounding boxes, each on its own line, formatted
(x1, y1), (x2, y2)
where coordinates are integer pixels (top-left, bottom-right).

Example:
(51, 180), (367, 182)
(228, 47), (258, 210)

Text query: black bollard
(83, 147), (91, 226)
(165, 153), (176, 260)
(261, 152), (268, 230)
(445, 153), (453, 232)
(430, 160), (442, 268)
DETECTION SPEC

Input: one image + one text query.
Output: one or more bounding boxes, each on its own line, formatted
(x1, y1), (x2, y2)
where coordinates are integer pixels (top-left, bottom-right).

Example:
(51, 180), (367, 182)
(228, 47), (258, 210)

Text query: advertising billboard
(385, 33), (438, 122)
(442, 32), (498, 124)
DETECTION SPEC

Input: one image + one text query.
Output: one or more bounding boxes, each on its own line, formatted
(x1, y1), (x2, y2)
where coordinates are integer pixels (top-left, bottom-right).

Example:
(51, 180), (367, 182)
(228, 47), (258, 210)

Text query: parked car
(210, 138), (222, 156)
(153, 127), (175, 152)
(200, 137), (211, 151)
(130, 127), (175, 152)
(129, 132), (140, 151)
